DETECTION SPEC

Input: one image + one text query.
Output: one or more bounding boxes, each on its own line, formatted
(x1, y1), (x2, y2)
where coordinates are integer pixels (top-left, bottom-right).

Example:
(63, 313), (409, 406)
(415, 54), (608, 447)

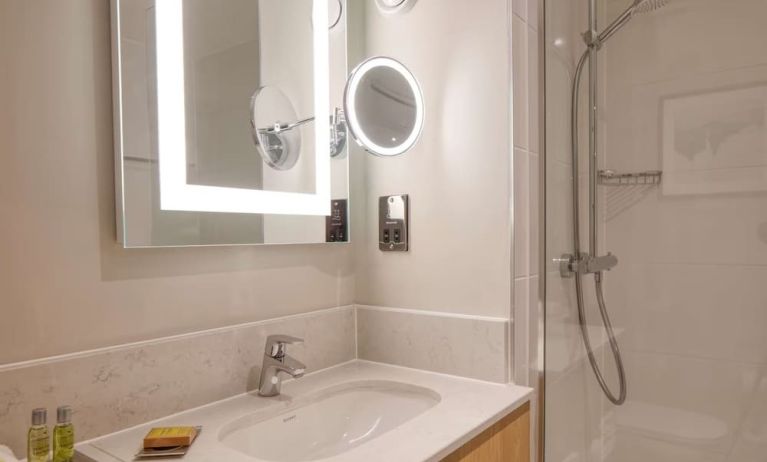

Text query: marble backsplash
(0, 305), (511, 457)
(356, 305), (509, 383)
(0, 306), (355, 457)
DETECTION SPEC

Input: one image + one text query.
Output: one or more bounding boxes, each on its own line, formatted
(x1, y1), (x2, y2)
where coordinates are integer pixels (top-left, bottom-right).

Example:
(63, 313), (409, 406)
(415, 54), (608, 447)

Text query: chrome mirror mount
(252, 107), (348, 170)
(251, 56), (424, 169)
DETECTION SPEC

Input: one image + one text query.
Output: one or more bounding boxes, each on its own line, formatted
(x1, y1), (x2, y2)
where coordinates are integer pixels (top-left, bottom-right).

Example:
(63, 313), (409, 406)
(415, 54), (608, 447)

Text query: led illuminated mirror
(112, 0), (349, 247)
(344, 57), (425, 157)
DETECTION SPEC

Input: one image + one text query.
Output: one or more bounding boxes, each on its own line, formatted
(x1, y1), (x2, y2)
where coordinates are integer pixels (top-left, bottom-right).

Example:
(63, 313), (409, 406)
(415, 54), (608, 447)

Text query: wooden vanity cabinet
(441, 402), (531, 462)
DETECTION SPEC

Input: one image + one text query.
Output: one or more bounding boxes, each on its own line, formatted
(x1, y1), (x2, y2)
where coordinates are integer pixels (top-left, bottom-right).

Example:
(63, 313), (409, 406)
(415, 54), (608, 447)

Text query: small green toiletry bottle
(27, 408), (50, 462)
(53, 405), (74, 462)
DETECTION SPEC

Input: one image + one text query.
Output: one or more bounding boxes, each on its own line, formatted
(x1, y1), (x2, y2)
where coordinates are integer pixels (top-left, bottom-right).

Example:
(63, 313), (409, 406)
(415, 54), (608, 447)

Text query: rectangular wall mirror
(111, 0), (349, 247)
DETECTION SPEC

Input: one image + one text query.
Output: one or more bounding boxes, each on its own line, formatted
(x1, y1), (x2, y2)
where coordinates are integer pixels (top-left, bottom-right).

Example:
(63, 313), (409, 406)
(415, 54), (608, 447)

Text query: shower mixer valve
(559, 252), (618, 278)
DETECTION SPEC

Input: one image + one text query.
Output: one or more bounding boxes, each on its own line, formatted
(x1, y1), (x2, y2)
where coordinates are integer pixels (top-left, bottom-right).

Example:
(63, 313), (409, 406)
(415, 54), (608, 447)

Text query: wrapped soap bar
(142, 426), (199, 449)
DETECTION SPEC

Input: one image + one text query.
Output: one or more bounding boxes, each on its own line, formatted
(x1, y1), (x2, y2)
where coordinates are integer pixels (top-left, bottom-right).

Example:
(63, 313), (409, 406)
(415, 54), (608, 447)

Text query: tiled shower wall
(511, 0), (542, 388)
(603, 1), (767, 460)
(543, 1), (767, 461)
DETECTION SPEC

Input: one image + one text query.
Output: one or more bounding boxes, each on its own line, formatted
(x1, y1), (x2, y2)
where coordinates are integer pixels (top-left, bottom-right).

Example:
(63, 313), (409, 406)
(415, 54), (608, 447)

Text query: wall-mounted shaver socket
(379, 195), (409, 252)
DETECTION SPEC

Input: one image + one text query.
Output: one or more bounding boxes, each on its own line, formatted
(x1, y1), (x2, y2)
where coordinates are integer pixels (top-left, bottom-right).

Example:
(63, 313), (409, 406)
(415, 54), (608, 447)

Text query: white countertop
(75, 360), (533, 462)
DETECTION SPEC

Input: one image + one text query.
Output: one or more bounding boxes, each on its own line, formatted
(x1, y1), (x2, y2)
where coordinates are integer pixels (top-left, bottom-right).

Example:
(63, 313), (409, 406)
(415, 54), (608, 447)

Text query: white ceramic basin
(218, 380), (441, 462)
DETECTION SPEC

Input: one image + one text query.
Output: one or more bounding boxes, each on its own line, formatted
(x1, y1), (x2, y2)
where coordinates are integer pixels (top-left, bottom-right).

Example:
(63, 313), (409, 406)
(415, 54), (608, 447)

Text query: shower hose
(570, 51), (627, 405)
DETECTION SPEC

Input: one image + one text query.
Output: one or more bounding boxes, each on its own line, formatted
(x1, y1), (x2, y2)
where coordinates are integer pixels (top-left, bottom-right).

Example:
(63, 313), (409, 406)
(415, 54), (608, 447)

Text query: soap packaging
(135, 426), (201, 459)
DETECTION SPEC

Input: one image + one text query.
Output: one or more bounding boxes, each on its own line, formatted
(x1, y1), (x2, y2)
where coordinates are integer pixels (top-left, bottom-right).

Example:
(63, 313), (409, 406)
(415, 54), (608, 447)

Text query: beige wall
(0, 0), (354, 365)
(0, 0), (515, 363)
(0, 3), (517, 454)
(353, 0), (513, 318)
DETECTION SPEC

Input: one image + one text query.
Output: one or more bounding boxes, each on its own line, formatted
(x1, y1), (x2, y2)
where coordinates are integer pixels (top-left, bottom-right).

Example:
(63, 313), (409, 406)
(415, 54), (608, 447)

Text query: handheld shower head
(595, 0), (670, 45)
(633, 0), (669, 14)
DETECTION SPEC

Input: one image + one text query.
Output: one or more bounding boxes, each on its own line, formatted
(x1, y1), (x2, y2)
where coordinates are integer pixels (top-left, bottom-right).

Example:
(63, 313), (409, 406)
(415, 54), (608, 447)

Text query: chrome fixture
(252, 57), (424, 169)
(379, 194), (409, 251)
(564, 0), (671, 406)
(254, 107), (348, 165)
(258, 335), (306, 397)
(251, 87), (347, 170)
(583, 0), (670, 49)
(559, 252), (618, 278)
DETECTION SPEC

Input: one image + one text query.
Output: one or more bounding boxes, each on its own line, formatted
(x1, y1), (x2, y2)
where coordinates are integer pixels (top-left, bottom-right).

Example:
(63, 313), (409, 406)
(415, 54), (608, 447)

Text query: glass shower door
(544, 0), (767, 461)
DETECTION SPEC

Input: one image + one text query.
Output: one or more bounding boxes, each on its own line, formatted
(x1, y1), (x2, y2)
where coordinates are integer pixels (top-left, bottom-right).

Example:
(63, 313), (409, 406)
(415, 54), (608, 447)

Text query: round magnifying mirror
(250, 86), (301, 170)
(343, 57), (424, 157)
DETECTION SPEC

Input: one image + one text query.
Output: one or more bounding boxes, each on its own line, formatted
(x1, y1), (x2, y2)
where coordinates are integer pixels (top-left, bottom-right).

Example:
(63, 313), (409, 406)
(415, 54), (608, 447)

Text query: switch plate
(325, 199), (348, 242)
(379, 195), (408, 251)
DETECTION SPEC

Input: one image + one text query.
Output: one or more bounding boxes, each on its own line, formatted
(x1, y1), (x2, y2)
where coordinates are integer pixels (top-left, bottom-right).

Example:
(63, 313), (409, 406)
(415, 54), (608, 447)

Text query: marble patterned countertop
(75, 360), (533, 462)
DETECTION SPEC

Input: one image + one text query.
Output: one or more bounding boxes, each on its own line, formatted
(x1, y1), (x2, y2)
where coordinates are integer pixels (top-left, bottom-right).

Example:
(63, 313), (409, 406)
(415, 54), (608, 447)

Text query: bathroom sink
(218, 380), (440, 462)
(77, 362), (532, 462)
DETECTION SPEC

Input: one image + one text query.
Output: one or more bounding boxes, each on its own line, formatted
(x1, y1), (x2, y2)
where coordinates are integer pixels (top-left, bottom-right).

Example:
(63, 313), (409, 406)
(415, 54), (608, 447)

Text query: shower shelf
(598, 170), (662, 186)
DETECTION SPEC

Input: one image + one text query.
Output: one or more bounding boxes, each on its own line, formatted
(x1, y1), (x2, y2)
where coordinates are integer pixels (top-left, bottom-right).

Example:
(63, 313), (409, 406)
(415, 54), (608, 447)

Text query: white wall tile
(513, 0), (528, 22)
(546, 361), (609, 462)
(527, 0), (540, 31)
(512, 14), (530, 150)
(726, 365), (767, 461)
(527, 23), (540, 154)
(597, 3), (767, 459)
(514, 149), (531, 277)
(530, 153), (540, 276)
(620, 351), (761, 455)
(513, 278), (530, 384)
(607, 431), (726, 462)
(527, 275), (539, 382)
(608, 263), (767, 365)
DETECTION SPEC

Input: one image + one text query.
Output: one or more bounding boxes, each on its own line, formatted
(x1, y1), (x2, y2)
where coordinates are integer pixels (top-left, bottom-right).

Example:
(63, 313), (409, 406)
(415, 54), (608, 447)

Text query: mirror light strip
(155, 0), (330, 215)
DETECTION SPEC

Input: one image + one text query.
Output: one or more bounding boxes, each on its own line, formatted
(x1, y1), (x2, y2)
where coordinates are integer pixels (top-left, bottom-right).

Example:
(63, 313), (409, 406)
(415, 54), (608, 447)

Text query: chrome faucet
(258, 335), (306, 397)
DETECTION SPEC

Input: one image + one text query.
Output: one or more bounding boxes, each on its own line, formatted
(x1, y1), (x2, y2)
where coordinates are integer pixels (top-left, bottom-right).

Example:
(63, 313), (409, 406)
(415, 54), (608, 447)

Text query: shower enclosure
(543, 0), (767, 460)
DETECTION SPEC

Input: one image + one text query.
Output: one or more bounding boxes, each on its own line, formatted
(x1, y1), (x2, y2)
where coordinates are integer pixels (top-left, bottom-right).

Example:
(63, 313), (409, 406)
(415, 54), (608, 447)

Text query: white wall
(0, 2), (521, 455)
(354, 0), (513, 319)
(0, 0), (354, 365)
(0, 0), (518, 373)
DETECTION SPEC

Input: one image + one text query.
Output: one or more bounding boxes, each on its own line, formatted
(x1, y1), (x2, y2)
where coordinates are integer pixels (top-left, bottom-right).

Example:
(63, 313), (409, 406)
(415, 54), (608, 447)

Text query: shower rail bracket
(582, 29), (603, 49)
(558, 252), (619, 278)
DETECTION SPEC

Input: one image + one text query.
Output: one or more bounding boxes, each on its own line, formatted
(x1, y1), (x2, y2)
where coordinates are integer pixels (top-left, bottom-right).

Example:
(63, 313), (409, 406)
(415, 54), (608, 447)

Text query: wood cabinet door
(442, 402), (530, 462)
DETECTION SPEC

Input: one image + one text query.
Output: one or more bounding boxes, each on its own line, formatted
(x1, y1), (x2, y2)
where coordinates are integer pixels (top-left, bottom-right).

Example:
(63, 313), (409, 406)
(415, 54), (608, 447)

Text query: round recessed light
(328, 0), (343, 29)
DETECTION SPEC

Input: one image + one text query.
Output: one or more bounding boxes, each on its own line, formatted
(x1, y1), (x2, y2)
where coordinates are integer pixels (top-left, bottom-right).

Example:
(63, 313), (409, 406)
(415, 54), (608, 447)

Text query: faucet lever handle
(265, 335), (304, 358)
